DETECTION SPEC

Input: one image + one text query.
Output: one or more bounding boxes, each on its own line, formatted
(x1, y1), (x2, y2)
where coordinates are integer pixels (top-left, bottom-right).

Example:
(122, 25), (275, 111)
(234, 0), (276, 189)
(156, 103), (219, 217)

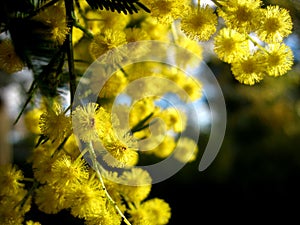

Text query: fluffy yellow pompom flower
(24, 108), (44, 134)
(231, 53), (266, 85)
(26, 221), (41, 225)
(261, 43), (294, 77)
(47, 154), (89, 187)
(141, 17), (170, 41)
(32, 145), (60, 184)
(39, 103), (71, 142)
(89, 29), (127, 65)
(179, 76), (203, 101)
(180, 6), (218, 41)
(101, 129), (139, 168)
(72, 103), (111, 142)
(218, 0), (262, 33)
(0, 39), (24, 74)
(144, 0), (186, 24)
(85, 10), (129, 34)
(128, 198), (171, 225)
(97, 70), (128, 99)
(0, 189), (31, 225)
(119, 168), (152, 203)
(35, 184), (69, 214)
(160, 108), (187, 133)
(0, 164), (24, 196)
(68, 178), (106, 219)
(150, 135), (176, 158)
(174, 35), (203, 68)
(173, 137), (198, 163)
(214, 28), (250, 63)
(33, 3), (70, 45)
(256, 6), (293, 43)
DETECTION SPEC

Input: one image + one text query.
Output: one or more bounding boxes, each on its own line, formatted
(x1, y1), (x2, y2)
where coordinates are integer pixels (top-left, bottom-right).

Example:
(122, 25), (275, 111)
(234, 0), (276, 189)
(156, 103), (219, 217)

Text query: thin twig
(64, 0), (76, 106)
(87, 142), (132, 225)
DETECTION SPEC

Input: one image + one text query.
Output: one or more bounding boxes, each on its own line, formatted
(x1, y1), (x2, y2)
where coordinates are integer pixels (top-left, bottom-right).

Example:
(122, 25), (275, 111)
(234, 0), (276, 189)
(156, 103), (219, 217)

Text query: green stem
(22, 178), (35, 182)
(51, 135), (71, 158)
(73, 21), (94, 39)
(87, 142), (132, 225)
(13, 81), (37, 125)
(15, 180), (39, 210)
(64, 0), (76, 106)
(210, 0), (223, 8)
(247, 34), (268, 53)
(171, 22), (179, 43)
(26, 0), (60, 19)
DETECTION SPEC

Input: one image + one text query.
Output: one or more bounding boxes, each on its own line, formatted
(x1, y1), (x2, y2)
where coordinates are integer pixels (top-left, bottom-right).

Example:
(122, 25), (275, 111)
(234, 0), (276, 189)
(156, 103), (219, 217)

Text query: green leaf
(85, 0), (150, 14)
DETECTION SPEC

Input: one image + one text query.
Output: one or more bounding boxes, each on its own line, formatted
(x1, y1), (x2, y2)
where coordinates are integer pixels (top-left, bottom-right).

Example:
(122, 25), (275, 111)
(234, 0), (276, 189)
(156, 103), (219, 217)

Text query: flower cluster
(214, 0), (294, 85)
(0, 0), (295, 224)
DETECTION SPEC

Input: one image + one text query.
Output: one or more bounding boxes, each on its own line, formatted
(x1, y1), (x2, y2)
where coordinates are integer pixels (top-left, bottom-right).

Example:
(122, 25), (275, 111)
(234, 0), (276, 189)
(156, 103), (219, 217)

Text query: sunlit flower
(231, 53), (266, 85)
(256, 5), (293, 43)
(119, 168), (152, 203)
(128, 198), (171, 225)
(48, 154), (89, 187)
(72, 103), (110, 142)
(180, 6), (218, 41)
(39, 102), (71, 142)
(173, 137), (198, 163)
(218, 0), (262, 33)
(214, 28), (250, 63)
(261, 43), (294, 77)
(89, 29), (127, 65)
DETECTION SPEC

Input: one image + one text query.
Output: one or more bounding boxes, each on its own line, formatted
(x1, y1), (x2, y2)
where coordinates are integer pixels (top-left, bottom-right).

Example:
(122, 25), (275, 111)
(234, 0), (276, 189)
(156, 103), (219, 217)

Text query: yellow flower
(0, 189), (31, 225)
(174, 35), (203, 68)
(180, 6), (218, 41)
(218, 0), (262, 33)
(39, 102), (71, 142)
(214, 28), (250, 63)
(231, 53), (266, 85)
(96, 70), (128, 99)
(152, 136), (176, 158)
(101, 129), (139, 168)
(129, 97), (157, 128)
(160, 108), (187, 133)
(128, 198), (171, 225)
(0, 164), (24, 196)
(72, 103), (110, 142)
(256, 6), (293, 43)
(262, 43), (294, 77)
(141, 17), (170, 41)
(68, 178), (106, 219)
(89, 29), (127, 65)
(173, 137), (198, 163)
(144, 0), (186, 24)
(32, 145), (60, 184)
(0, 39), (24, 74)
(124, 27), (150, 58)
(119, 168), (152, 203)
(24, 108), (44, 134)
(48, 154), (89, 187)
(26, 221), (41, 225)
(178, 76), (203, 101)
(84, 210), (122, 225)
(33, 3), (70, 45)
(85, 10), (129, 34)
(35, 184), (69, 214)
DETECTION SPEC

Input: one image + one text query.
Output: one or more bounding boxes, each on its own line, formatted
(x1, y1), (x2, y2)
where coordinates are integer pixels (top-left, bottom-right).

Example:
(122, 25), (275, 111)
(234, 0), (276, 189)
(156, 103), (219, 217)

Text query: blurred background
(0, 0), (300, 224)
